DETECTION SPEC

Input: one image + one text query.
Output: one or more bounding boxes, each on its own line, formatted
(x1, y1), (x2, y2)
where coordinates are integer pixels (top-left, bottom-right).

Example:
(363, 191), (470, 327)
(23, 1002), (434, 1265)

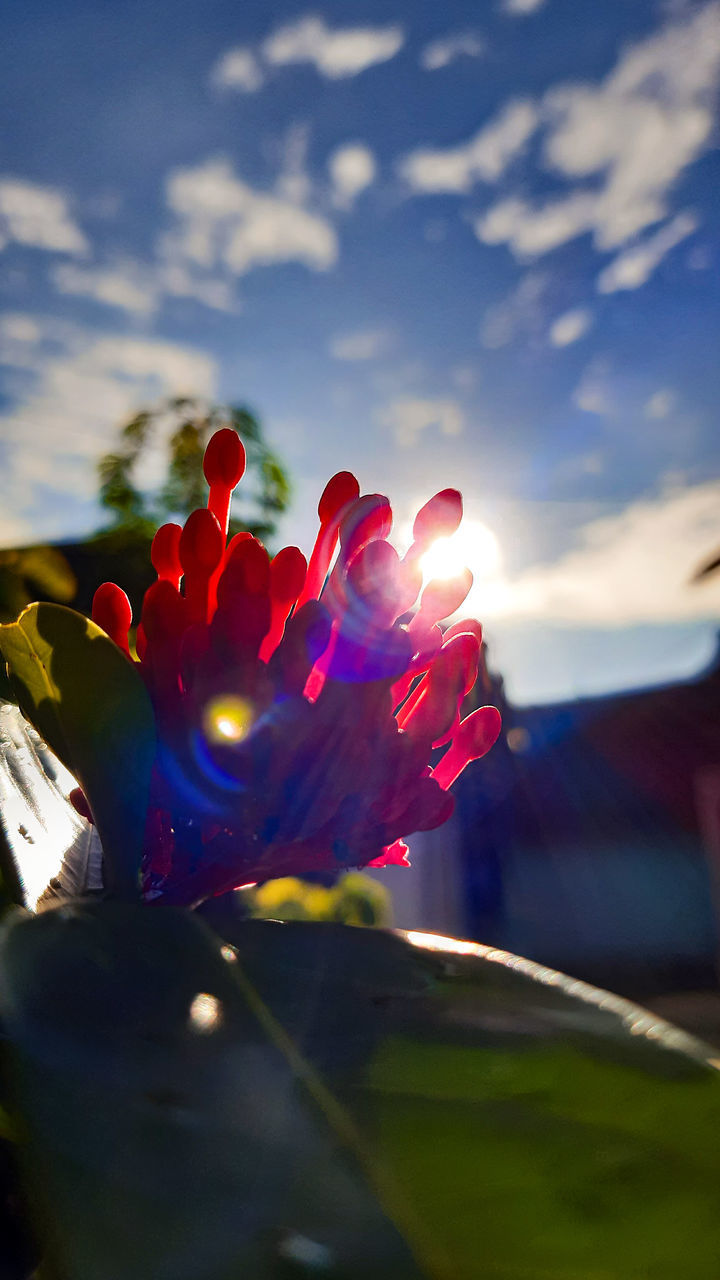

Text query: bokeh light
(202, 695), (255, 745)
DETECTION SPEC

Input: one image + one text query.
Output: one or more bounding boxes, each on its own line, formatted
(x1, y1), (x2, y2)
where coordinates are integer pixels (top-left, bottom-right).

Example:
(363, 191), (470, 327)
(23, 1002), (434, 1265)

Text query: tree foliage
(97, 398), (291, 543)
(0, 547), (76, 624)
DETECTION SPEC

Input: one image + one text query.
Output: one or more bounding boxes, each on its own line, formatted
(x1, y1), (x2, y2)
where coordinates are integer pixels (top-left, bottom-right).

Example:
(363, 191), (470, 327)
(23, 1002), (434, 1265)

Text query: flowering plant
(0, 429), (719, 1280)
(0, 426), (500, 909)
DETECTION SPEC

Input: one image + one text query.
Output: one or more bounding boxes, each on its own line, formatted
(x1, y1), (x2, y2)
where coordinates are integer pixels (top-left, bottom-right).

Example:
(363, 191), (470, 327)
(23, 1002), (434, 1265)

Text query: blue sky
(1, 0), (719, 704)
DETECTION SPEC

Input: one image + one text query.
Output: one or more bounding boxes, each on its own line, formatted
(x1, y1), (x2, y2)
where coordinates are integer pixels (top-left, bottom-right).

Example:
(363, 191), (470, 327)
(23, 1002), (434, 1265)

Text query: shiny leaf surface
(0, 904), (426, 1280)
(0, 604), (155, 899)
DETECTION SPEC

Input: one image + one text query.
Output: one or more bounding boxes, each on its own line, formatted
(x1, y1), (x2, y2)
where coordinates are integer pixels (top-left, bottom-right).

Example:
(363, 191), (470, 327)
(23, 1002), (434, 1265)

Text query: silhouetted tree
(692, 550), (720, 583)
(97, 397), (290, 540)
(0, 546), (76, 623)
(65, 398), (291, 618)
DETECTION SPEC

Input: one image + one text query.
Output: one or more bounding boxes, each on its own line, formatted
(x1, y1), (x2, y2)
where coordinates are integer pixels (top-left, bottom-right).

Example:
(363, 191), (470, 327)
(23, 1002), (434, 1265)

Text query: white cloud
(401, 100), (538, 193)
(503, 0), (547, 13)
(164, 158), (338, 277)
(451, 365), (478, 391)
(480, 480), (720, 626)
(686, 243), (713, 271)
(0, 177), (87, 254)
(274, 122), (312, 206)
(158, 260), (236, 311)
(644, 388), (676, 420)
(328, 143), (376, 209)
(48, 152), (332, 318)
(420, 31), (485, 71)
(377, 396), (465, 447)
(596, 211), (697, 292)
(548, 307), (593, 346)
(262, 15), (404, 79)
(52, 261), (158, 315)
(479, 271), (548, 348)
(51, 256), (236, 316)
(330, 328), (389, 361)
(476, 191), (597, 255)
(0, 319), (217, 544)
(0, 315), (41, 344)
(477, 4), (720, 260)
(572, 363), (614, 416)
(211, 46), (264, 92)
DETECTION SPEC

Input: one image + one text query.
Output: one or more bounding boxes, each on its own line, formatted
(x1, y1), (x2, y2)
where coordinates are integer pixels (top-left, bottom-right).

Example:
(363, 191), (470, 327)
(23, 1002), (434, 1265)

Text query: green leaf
(219, 920), (720, 1280)
(4, 907), (720, 1278)
(0, 904), (427, 1280)
(0, 604), (155, 900)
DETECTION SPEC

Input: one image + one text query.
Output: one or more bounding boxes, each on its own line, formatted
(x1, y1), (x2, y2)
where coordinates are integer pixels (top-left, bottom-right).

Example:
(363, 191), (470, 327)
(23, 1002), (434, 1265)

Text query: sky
(1, 0), (719, 705)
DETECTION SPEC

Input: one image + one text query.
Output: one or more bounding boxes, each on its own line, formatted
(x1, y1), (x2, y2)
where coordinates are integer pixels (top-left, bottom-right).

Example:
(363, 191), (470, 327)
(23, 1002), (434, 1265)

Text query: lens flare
(203, 695), (254, 745)
(188, 992), (223, 1034)
(421, 520), (501, 584)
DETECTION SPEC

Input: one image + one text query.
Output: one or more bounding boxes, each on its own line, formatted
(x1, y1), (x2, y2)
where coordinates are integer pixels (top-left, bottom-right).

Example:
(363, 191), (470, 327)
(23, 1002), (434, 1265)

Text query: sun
(420, 518), (502, 585)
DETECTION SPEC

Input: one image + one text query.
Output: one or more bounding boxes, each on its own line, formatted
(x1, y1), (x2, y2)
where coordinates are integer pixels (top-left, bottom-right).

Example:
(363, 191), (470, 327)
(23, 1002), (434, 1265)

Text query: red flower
(90, 429), (501, 906)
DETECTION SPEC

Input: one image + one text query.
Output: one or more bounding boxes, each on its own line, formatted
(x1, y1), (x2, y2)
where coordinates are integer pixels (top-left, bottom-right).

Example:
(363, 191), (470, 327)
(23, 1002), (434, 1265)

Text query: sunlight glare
(421, 519), (501, 584)
(203, 695), (254, 745)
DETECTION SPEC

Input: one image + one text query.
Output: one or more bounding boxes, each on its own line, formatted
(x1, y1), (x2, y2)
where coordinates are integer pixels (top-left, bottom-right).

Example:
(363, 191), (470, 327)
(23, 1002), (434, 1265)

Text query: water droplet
(276, 1233), (334, 1271)
(188, 992), (223, 1034)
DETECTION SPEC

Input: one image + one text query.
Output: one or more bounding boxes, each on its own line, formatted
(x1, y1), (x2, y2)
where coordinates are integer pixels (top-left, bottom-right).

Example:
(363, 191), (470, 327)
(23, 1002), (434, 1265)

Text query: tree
(0, 546), (76, 623)
(691, 550), (720, 583)
(62, 398), (292, 618)
(97, 397), (290, 541)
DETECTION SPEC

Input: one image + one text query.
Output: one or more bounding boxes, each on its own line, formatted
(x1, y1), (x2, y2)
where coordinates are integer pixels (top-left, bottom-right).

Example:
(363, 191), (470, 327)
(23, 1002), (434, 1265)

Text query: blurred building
(446, 640), (720, 998)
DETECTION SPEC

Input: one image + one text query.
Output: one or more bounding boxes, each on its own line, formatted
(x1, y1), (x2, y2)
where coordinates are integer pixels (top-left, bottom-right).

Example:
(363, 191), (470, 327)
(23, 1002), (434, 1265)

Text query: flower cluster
(89, 429), (501, 905)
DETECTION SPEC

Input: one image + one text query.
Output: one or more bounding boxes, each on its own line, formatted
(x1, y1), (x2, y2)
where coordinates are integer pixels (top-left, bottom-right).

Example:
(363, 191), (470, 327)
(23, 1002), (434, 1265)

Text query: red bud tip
(412, 489), (463, 547)
(441, 631), (480, 695)
(69, 787), (93, 823)
(344, 540), (404, 624)
(346, 539), (398, 596)
(431, 705), (502, 790)
(179, 509), (224, 576)
(317, 471), (360, 525)
(444, 617), (483, 647)
(225, 531), (253, 560)
(92, 582), (132, 654)
(419, 568), (473, 623)
(218, 536), (271, 605)
(270, 546), (307, 603)
(151, 523), (183, 583)
(339, 495), (392, 562)
(203, 428), (246, 489)
(456, 704), (502, 760)
(141, 580), (186, 642)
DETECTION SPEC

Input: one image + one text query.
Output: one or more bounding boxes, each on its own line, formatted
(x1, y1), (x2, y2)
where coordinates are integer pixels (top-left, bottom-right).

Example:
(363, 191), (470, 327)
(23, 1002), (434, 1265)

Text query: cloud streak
(503, 0), (547, 14)
(211, 47), (264, 93)
(163, 158), (338, 277)
(476, 4), (720, 262)
(262, 15), (404, 79)
(596, 212), (698, 293)
(0, 178), (87, 255)
(401, 100), (538, 193)
(548, 307), (593, 346)
(328, 143), (376, 209)
(478, 481), (720, 626)
(0, 317), (216, 543)
(330, 328), (389, 361)
(420, 31), (485, 71)
(211, 15), (404, 92)
(377, 396), (465, 447)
